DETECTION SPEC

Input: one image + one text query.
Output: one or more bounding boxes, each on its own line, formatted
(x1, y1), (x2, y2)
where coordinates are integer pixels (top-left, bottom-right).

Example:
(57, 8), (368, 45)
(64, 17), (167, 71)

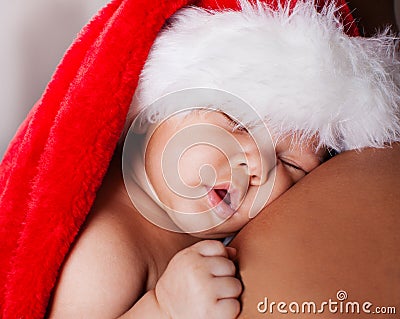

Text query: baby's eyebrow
(221, 112), (239, 123)
(221, 112), (249, 132)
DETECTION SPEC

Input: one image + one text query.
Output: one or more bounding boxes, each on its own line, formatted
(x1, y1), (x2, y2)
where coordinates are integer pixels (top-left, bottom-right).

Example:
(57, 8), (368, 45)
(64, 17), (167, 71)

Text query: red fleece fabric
(0, 0), (357, 318)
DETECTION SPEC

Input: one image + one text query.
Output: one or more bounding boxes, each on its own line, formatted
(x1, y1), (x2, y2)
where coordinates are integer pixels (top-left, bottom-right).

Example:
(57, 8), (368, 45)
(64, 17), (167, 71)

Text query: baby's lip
(206, 183), (241, 220)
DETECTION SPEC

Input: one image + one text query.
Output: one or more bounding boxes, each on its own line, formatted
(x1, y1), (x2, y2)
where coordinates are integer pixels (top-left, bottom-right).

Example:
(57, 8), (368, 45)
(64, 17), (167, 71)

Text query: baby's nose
(231, 143), (269, 186)
(244, 134), (270, 186)
(247, 152), (268, 186)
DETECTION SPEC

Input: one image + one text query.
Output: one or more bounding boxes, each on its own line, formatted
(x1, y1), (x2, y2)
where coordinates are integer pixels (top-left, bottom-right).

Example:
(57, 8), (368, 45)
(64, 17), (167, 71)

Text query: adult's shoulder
(233, 144), (400, 318)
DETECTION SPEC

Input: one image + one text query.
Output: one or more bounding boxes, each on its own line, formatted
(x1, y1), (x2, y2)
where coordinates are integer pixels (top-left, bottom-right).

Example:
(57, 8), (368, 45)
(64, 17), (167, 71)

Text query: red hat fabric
(0, 0), (359, 318)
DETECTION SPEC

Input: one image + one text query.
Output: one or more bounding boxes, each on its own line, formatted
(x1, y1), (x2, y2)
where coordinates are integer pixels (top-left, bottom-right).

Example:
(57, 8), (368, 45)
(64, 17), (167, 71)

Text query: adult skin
(233, 144), (400, 318)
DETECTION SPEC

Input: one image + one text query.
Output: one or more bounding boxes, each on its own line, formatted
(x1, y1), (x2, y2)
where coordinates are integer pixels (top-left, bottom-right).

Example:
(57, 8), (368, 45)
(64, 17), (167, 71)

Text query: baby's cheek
(178, 145), (230, 187)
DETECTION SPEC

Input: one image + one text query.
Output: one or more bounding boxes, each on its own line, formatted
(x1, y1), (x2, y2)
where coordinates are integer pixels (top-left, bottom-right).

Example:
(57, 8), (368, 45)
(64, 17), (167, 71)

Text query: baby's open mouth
(214, 189), (231, 206)
(207, 186), (236, 220)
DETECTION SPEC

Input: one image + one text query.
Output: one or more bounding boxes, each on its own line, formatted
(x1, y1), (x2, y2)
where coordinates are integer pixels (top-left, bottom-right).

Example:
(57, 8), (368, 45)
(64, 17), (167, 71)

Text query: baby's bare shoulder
(47, 204), (151, 318)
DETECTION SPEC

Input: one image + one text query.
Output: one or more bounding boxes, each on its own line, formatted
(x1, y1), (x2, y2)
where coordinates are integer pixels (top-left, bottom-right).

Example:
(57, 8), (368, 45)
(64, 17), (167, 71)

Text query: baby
(46, 0), (399, 318)
(47, 104), (324, 319)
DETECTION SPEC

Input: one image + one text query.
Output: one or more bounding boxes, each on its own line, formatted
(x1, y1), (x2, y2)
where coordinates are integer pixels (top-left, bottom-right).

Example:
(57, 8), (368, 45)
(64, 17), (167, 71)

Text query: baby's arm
(48, 208), (241, 319)
(121, 240), (241, 319)
(46, 207), (151, 318)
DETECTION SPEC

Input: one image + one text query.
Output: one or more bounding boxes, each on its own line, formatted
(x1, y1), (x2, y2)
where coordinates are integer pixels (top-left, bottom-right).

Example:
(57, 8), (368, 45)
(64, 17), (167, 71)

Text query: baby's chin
(180, 223), (240, 240)
(165, 202), (257, 239)
(186, 230), (236, 240)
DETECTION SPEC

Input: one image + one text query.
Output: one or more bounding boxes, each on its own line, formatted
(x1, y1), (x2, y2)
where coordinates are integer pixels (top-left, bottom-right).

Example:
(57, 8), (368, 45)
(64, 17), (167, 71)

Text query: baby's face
(144, 110), (324, 238)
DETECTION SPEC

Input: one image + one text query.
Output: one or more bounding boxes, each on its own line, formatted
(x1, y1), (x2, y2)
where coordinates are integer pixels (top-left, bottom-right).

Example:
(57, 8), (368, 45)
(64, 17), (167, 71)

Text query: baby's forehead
(171, 108), (324, 142)
(148, 108), (328, 160)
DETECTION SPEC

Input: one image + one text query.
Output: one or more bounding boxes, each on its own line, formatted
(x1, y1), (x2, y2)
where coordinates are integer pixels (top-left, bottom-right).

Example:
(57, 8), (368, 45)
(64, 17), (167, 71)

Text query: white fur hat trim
(133, 0), (400, 151)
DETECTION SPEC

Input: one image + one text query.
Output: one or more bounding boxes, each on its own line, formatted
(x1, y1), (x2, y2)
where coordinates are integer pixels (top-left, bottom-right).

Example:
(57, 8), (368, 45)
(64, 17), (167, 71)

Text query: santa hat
(132, 0), (400, 151)
(0, 0), (398, 318)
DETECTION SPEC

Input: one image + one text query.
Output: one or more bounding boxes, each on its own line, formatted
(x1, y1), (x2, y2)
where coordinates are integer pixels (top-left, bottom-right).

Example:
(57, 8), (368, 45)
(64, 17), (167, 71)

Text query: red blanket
(0, 0), (357, 318)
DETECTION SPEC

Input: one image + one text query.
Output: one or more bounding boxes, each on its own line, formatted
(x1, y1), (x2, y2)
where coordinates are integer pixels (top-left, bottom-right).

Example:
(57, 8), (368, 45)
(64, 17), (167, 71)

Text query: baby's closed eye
(277, 156), (308, 183)
(279, 157), (306, 172)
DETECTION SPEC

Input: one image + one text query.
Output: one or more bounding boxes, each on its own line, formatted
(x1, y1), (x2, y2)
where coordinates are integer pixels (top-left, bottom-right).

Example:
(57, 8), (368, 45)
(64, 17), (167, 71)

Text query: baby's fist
(155, 240), (242, 319)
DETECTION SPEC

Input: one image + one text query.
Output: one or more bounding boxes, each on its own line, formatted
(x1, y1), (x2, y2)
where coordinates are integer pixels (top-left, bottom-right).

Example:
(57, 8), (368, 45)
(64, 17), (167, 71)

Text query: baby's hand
(155, 240), (242, 319)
